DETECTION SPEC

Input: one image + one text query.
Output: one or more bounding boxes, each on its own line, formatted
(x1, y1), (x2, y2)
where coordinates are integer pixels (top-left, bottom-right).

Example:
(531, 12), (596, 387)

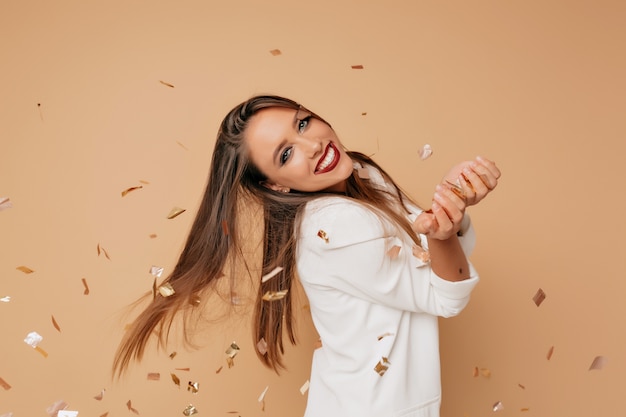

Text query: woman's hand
(443, 156), (501, 206)
(413, 183), (467, 240)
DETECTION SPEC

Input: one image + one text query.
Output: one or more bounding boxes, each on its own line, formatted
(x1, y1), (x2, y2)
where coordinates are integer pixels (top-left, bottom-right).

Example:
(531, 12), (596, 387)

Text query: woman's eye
(280, 147), (293, 165)
(297, 117), (310, 134)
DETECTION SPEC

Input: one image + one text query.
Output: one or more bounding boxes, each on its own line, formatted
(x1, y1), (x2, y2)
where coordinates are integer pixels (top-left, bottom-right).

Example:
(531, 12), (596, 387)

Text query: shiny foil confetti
(589, 355), (607, 370)
(257, 338), (268, 355)
(121, 185), (143, 197)
(139, 180), (150, 185)
(187, 381), (199, 393)
(1, 296), (10, 302)
(93, 389), (105, 400)
(35, 346), (49, 357)
(171, 373), (181, 387)
(262, 289), (288, 301)
(518, 383), (526, 389)
(46, 400), (67, 416)
(299, 380), (310, 395)
(473, 366), (479, 377)
(546, 345), (554, 360)
(16, 266), (34, 274)
(225, 342), (240, 358)
(0, 197), (12, 211)
(149, 233), (158, 239)
(99, 413), (109, 417)
(357, 167), (370, 179)
(387, 245), (401, 259)
(183, 405), (198, 416)
(533, 288), (546, 307)
(258, 385), (269, 403)
(418, 144), (433, 160)
(269, 49), (282, 56)
(317, 230), (329, 243)
(0, 377), (11, 390)
(493, 401), (504, 412)
(58, 411), (78, 417)
(377, 332), (394, 341)
(24, 331), (43, 348)
(412, 245), (430, 263)
(81, 278), (89, 295)
(175, 367), (190, 371)
(261, 266), (283, 283)
(159, 80), (175, 88)
(147, 373), (160, 381)
(169, 351), (177, 359)
(149, 266), (164, 278)
(215, 366), (223, 374)
(176, 141), (189, 150)
(167, 207), (186, 219)
(96, 243), (110, 260)
(158, 283), (175, 297)
(51, 315), (61, 332)
(351, 64), (364, 69)
(521, 407), (530, 412)
(126, 400), (139, 414)
(374, 357), (391, 376)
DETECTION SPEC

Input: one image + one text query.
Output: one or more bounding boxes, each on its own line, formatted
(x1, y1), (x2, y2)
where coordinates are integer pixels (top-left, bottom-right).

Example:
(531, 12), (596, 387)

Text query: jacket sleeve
(297, 197), (479, 317)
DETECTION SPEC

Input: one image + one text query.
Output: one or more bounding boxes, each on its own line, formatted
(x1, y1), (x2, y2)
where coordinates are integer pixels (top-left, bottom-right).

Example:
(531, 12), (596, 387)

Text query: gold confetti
(126, 400), (139, 414)
(377, 332), (394, 341)
(0, 377), (11, 390)
(158, 283), (175, 297)
(187, 381), (199, 393)
(317, 229), (329, 243)
(269, 49), (282, 56)
(175, 367), (190, 371)
(418, 144), (433, 160)
(351, 64), (364, 69)
(121, 185), (143, 197)
(24, 331), (43, 348)
(221, 219), (229, 235)
(183, 405), (198, 416)
(412, 245), (430, 263)
(167, 207), (186, 219)
(546, 345), (554, 360)
(493, 401), (504, 411)
(225, 342), (240, 358)
(262, 289), (288, 301)
(97, 243), (111, 260)
(299, 380), (310, 395)
(147, 373), (160, 381)
(473, 366), (479, 377)
(480, 368), (491, 378)
(521, 408), (530, 412)
(361, 112), (367, 116)
(589, 355), (607, 370)
(533, 288), (546, 307)
(46, 400), (67, 416)
(176, 141), (189, 150)
(139, 179), (150, 185)
(215, 365), (223, 373)
(58, 410), (79, 417)
(261, 266), (283, 283)
(257, 338), (268, 355)
(171, 373), (181, 387)
(189, 295), (201, 306)
(16, 266), (34, 274)
(518, 383), (525, 389)
(51, 315), (61, 332)
(93, 389), (105, 400)
(374, 357), (391, 376)
(387, 245), (401, 259)
(35, 346), (48, 357)
(159, 80), (175, 88)
(445, 179), (466, 200)
(99, 413), (109, 417)
(149, 233), (158, 239)
(169, 351), (177, 359)
(0, 197), (12, 211)
(81, 278), (90, 295)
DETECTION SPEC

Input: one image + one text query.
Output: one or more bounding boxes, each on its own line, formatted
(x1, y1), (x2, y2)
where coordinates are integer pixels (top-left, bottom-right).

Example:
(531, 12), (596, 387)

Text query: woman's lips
(315, 143), (340, 174)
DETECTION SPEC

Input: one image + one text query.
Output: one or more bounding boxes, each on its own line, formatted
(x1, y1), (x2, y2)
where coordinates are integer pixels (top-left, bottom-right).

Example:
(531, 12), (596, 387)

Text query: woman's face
(245, 106), (354, 193)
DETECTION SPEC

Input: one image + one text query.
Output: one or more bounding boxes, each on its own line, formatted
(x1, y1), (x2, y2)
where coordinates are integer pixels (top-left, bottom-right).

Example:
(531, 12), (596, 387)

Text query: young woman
(113, 95), (500, 417)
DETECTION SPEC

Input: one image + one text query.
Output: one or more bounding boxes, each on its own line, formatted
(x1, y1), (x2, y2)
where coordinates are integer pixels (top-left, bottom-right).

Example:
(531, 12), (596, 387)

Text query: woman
(113, 95), (500, 417)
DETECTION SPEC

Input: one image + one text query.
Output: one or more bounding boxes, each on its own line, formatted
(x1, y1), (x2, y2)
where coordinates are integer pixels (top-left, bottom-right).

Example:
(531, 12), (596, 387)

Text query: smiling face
(245, 106), (354, 193)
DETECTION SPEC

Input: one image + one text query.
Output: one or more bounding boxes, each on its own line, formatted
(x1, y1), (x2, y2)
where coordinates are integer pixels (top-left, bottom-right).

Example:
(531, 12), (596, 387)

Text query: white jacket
(296, 166), (479, 417)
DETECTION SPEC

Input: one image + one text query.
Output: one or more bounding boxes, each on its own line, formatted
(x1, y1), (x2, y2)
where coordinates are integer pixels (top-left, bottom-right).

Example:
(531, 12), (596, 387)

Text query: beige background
(1, 0), (625, 416)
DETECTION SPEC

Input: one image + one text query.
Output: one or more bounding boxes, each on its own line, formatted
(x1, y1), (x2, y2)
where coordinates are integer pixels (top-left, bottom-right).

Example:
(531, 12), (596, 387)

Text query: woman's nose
(299, 136), (323, 158)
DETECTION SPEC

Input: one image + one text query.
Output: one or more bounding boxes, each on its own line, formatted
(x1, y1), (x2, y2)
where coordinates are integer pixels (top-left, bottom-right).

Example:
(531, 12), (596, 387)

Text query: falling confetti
(357, 167), (370, 179)
(418, 144), (433, 160)
(226, 342), (240, 358)
(147, 373), (160, 381)
(256, 338), (268, 355)
(480, 368), (491, 378)
(35, 346), (49, 357)
(221, 219), (229, 235)
(16, 266), (34, 274)
(361, 112), (367, 116)
(521, 407), (530, 412)
(126, 400), (139, 414)
(176, 141), (189, 150)
(533, 288), (546, 307)
(374, 357), (391, 376)
(159, 80), (175, 88)
(169, 352), (177, 359)
(377, 332), (394, 341)
(412, 245), (430, 263)
(93, 389), (105, 400)
(46, 400), (67, 417)
(121, 185), (143, 197)
(317, 230), (329, 243)
(269, 49), (282, 56)
(158, 283), (175, 297)
(351, 64), (364, 69)
(0, 377), (11, 390)
(215, 366), (223, 374)
(473, 367), (479, 377)
(171, 373), (181, 387)
(0, 197), (12, 211)
(149, 233), (158, 239)
(518, 383), (526, 389)
(175, 367), (190, 371)
(258, 385), (269, 403)
(261, 266), (283, 283)
(139, 180), (150, 185)
(546, 345), (554, 360)
(299, 380), (310, 395)
(183, 405), (198, 416)
(99, 413), (109, 417)
(149, 266), (164, 278)
(97, 243), (111, 260)
(1, 296), (10, 302)
(51, 315), (61, 332)
(58, 411), (78, 417)
(589, 355), (607, 370)
(167, 207), (186, 219)
(262, 290), (288, 301)
(387, 245), (402, 259)
(24, 331), (43, 348)
(81, 278), (89, 295)
(187, 381), (199, 393)
(0, 412), (13, 417)
(493, 401), (504, 412)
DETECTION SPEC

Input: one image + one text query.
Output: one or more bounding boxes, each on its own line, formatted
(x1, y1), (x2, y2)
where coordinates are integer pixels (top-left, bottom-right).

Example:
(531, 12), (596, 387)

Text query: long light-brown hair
(112, 95), (422, 376)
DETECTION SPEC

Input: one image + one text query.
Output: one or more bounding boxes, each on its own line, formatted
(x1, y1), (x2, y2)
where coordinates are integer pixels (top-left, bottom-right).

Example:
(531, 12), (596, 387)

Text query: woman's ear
(259, 180), (290, 193)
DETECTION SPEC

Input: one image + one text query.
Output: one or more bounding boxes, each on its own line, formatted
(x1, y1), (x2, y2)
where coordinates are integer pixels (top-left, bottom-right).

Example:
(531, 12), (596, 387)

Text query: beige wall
(1, 0), (625, 415)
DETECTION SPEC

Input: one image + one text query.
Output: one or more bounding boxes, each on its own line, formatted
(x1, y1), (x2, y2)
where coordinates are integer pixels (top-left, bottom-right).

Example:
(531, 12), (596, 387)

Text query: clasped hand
(413, 156), (501, 240)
